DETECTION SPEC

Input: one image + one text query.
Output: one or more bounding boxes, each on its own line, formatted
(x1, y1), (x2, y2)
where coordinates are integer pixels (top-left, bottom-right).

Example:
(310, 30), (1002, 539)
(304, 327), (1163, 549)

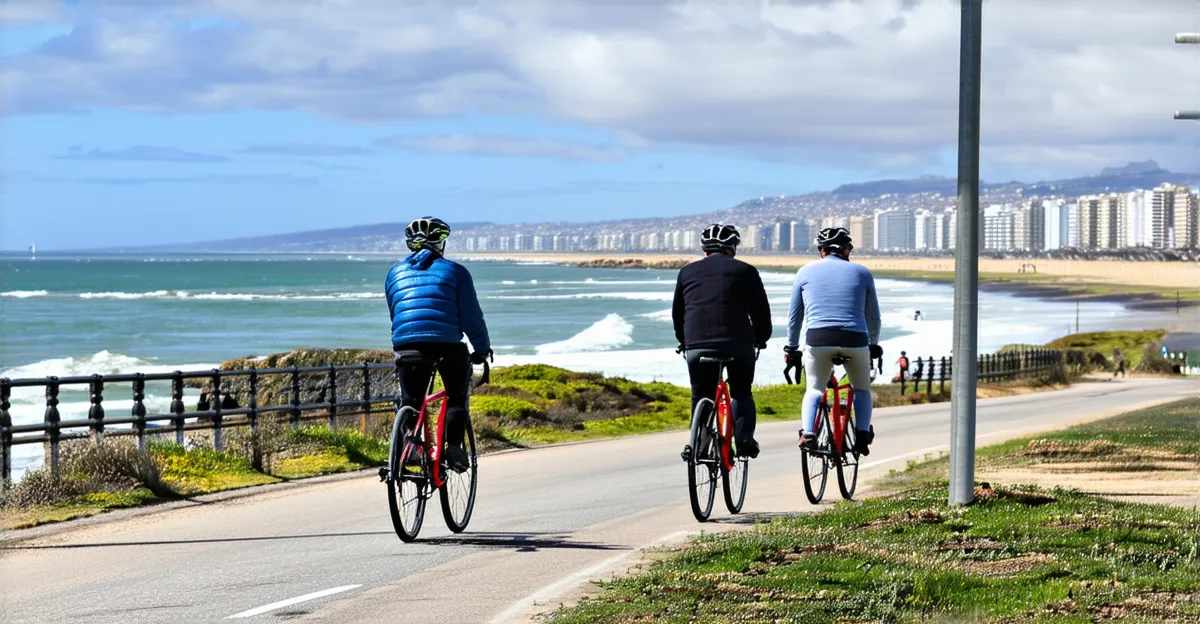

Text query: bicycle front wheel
(836, 421), (860, 500)
(439, 419), (478, 533)
(801, 403), (830, 505)
(687, 399), (718, 522)
(387, 406), (428, 542)
(722, 454), (748, 514)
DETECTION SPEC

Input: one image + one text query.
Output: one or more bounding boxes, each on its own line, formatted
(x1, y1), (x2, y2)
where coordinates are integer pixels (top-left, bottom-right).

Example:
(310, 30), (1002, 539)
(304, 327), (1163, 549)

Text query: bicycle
(784, 355), (861, 503)
(381, 352), (490, 542)
(680, 353), (752, 523)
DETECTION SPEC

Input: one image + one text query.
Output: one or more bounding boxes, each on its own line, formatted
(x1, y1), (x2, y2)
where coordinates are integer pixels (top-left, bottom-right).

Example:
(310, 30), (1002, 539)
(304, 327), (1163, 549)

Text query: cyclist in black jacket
(672, 224), (773, 458)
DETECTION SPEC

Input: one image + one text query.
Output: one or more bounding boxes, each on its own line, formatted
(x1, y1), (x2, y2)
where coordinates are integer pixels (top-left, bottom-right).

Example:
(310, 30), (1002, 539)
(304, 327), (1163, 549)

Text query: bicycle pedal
(378, 467), (389, 482)
(680, 445), (693, 462)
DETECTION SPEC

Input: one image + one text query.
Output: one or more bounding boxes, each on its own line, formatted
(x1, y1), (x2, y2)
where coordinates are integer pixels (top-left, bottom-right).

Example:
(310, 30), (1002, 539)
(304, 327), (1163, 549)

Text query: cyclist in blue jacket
(385, 217), (491, 472)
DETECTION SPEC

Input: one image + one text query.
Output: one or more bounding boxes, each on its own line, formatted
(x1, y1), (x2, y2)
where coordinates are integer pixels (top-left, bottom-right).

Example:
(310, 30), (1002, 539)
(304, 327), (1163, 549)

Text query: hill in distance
(115, 161), (1197, 252)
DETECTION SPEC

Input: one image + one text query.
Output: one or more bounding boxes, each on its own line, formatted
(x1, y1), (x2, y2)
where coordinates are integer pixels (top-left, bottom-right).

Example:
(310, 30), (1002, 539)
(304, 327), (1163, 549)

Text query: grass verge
(881, 397), (1200, 494)
(548, 399), (1200, 623)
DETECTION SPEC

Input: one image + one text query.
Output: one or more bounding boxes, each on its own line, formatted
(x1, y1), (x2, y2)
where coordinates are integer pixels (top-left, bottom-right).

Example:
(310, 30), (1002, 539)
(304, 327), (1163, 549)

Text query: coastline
(461, 252), (1200, 319)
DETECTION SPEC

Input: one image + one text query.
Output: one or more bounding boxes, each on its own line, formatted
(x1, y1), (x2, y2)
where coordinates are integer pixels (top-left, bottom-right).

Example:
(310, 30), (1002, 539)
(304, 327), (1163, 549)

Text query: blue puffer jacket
(385, 249), (491, 353)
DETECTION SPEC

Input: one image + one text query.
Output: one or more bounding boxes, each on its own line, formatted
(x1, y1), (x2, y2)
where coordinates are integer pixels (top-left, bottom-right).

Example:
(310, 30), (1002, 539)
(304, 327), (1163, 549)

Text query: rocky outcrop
(574, 258), (692, 270)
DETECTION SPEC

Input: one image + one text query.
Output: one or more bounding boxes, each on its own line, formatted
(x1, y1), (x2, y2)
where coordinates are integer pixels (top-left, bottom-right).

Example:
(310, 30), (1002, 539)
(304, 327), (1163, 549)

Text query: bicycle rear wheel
(439, 419), (478, 533)
(387, 407), (428, 542)
(722, 454), (748, 514)
(801, 403), (830, 505)
(686, 399), (718, 522)
(836, 421), (860, 500)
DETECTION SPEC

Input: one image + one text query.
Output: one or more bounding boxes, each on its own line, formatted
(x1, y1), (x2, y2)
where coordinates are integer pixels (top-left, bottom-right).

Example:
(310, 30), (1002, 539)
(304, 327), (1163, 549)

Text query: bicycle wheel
(836, 420), (860, 500)
(801, 403), (830, 505)
(387, 407), (428, 542)
(439, 418), (478, 533)
(722, 453), (749, 514)
(686, 399), (718, 522)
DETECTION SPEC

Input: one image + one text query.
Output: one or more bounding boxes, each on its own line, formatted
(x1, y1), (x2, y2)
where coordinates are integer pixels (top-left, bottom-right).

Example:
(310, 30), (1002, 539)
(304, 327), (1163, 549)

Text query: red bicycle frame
(714, 379), (735, 471)
(822, 373), (854, 456)
(399, 388), (450, 488)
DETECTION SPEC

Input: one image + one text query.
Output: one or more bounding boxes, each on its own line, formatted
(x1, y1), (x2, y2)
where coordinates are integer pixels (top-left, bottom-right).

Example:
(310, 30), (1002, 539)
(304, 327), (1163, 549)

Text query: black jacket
(672, 253), (773, 349)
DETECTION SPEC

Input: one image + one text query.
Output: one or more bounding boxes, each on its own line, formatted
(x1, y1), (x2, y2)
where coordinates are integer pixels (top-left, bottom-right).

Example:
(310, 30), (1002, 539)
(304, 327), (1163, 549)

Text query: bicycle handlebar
(474, 360), (491, 389)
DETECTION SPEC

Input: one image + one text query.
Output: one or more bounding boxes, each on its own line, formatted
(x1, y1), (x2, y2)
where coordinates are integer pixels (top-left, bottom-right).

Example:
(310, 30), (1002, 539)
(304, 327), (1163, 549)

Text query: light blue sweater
(786, 256), (882, 347)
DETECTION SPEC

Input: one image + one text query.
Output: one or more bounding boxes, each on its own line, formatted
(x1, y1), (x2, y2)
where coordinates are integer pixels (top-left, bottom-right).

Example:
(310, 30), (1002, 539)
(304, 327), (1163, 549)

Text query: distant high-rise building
(1151, 184), (1183, 248)
(983, 205), (1014, 251)
(932, 211), (952, 250)
(1013, 199), (1045, 251)
(1125, 190), (1154, 247)
(774, 221), (792, 253)
(1066, 201), (1080, 248)
(874, 209), (916, 250)
(1077, 194), (1125, 250)
(1174, 189), (1198, 249)
(1042, 199), (1066, 250)
(849, 214), (874, 250)
(790, 220), (811, 253)
(914, 210), (932, 250)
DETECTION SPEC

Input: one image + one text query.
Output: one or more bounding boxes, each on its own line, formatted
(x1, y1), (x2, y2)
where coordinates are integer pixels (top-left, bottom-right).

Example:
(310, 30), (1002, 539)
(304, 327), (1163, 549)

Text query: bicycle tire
(722, 454), (748, 514)
(387, 406), (428, 542)
(836, 421), (860, 500)
(801, 403), (830, 505)
(686, 399), (718, 522)
(439, 418), (478, 533)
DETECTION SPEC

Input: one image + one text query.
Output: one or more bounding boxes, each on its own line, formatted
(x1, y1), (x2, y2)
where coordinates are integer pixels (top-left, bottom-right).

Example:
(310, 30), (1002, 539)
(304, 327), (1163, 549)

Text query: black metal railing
(0, 363), (403, 482)
(896, 348), (1062, 395)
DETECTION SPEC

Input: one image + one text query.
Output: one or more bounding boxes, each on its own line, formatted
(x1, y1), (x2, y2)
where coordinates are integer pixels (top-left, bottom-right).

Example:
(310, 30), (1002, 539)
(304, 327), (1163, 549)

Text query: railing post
(939, 357), (947, 394)
(1, 379), (11, 484)
(360, 363), (371, 434)
(170, 371), (185, 446)
(132, 374), (147, 454)
(248, 369), (261, 472)
(210, 370), (223, 452)
(88, 374), (106, 443)
(290, 365), (301, 430)
(926, 357), (934, 394)
(327, 365), (338, 431)
(45, 377), (61, 479)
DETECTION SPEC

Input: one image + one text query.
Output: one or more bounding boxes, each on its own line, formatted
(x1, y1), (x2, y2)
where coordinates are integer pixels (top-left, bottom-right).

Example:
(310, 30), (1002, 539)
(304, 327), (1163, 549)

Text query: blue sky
(1, 1), (1196, 250)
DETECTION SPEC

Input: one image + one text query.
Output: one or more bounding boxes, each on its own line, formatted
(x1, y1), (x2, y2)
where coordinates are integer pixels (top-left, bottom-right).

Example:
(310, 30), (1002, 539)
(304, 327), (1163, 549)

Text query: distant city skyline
(1, 1), (1197, 250)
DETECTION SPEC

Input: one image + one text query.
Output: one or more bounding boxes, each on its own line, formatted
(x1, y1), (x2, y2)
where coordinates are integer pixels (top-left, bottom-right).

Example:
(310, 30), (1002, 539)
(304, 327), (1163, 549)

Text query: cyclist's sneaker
(680, 444), (693, 462)
(799, 433), (817, 451)
(443, 444), (470, 473)
(736, 437), (760, 459)
(854, 428), (874, 456)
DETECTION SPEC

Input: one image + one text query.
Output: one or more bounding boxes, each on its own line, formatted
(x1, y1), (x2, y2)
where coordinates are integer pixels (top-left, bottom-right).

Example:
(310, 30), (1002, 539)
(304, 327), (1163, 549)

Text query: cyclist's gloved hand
(675, 344), (685, 355)
(470, 349), (493, 365)
(755, 342), (768, 351)
(870, 344), (884, 359)
(783, 345), (803, 367)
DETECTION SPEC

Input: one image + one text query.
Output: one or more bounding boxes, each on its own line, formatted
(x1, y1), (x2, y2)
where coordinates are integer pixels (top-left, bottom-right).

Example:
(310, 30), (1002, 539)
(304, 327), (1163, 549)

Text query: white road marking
(226, 585), (362, 619)
(488, 530), (692, 624)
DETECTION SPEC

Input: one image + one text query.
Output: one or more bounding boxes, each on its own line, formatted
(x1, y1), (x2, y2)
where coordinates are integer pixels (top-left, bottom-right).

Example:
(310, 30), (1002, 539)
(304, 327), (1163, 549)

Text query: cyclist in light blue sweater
(784, 227), (883, 456)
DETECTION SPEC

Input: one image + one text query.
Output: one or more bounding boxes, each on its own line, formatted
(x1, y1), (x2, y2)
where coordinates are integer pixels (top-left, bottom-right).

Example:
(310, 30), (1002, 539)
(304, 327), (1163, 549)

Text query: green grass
(549, 484), (1200, 623)
(151, 442), (279, 495)
(0, 488), (159, 530)
(1046, 330), (1168, 371)
(883, 397), (1200, 494)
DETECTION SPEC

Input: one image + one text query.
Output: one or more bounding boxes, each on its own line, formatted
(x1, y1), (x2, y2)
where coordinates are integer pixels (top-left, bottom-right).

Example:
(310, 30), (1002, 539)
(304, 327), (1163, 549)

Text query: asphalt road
(2, 377), (1196, 623)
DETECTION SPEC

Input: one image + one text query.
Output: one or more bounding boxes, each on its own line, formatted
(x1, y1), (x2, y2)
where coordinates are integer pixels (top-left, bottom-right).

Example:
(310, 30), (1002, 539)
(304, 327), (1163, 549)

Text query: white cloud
(2, 0), (1198, 171)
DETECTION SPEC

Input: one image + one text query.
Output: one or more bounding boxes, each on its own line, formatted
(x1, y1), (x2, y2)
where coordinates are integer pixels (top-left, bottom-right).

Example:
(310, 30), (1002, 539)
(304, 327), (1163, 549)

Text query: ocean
(1, 252), (1130, 477)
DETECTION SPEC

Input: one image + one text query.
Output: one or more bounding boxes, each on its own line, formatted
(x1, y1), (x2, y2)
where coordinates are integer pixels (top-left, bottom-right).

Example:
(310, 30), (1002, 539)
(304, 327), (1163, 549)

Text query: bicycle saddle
(830, 356), (848, 366)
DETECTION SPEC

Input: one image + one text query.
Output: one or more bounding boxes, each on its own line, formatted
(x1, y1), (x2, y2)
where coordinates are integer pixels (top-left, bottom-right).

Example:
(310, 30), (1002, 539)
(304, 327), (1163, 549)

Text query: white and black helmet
(815, 227), (853, 252)
(405, 217), (452, 253)
(700, 224), (741, 253)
